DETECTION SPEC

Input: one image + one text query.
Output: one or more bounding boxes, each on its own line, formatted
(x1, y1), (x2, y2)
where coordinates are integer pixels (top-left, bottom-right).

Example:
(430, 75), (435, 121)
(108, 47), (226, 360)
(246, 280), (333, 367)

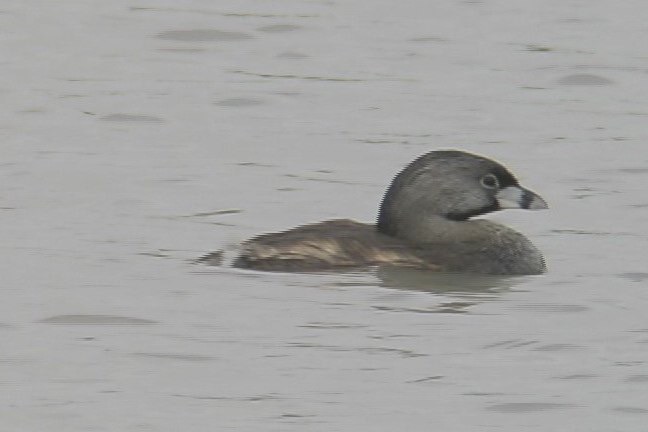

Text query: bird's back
(233, 219), (438, 272)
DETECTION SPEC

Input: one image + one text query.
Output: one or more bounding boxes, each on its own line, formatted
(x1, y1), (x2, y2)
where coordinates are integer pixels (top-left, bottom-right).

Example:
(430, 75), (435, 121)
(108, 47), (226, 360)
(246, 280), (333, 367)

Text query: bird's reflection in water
(198, 254), (533, 314)
(366, 267), (532, 314)
(376, 266), (524, 295)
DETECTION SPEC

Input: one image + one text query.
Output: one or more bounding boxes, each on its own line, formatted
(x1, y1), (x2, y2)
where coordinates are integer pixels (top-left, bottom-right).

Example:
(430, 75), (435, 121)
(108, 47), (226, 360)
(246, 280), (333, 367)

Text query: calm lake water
(3, 0), (648, 430)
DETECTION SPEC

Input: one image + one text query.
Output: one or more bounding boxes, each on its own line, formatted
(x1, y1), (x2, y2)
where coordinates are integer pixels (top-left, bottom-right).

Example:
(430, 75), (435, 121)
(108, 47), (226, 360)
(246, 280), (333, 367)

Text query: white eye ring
(480, 173), (499, 189)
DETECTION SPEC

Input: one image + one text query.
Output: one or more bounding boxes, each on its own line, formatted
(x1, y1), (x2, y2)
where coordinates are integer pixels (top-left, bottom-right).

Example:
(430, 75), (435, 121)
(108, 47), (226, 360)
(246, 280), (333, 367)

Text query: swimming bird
(233, 150), (547, 275)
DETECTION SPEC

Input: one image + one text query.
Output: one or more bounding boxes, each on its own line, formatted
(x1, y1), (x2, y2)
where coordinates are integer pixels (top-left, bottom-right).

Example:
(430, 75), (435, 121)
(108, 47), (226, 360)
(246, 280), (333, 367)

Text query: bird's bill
(496, 186), (548, 210)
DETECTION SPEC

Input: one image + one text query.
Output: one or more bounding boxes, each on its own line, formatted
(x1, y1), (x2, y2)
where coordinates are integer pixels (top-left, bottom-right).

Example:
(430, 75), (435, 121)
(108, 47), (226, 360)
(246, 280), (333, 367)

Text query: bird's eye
(480, 173), (499, 189)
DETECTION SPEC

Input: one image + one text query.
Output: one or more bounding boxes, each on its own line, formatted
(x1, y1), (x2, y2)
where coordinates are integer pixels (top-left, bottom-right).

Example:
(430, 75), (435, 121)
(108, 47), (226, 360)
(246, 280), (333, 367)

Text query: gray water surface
(3, 1), (648, 431)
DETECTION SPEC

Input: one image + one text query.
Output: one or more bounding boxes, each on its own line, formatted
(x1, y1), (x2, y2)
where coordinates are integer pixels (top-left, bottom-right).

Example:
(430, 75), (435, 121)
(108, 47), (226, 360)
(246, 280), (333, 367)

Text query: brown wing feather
(234, 219), (441, 271)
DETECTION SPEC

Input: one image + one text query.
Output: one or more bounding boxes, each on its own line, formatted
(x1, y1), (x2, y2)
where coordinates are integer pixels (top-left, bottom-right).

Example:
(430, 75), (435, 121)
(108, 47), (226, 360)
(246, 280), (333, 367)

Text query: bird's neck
(382, 214), (499, 245)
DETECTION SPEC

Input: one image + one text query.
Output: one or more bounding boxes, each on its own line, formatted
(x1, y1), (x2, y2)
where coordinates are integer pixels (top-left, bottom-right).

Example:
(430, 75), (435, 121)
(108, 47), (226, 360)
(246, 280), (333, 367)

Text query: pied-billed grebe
(233, 150), (548, 275)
